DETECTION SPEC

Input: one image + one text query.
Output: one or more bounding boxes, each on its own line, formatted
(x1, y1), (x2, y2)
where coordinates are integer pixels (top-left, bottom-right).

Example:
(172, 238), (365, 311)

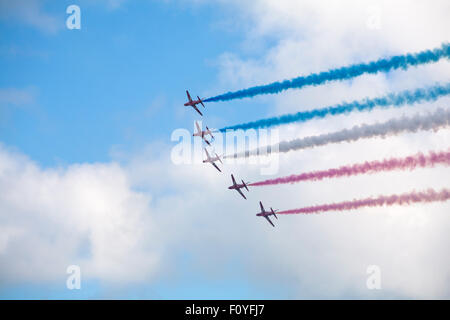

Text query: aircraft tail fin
(198, 96), (205, 108)
(242, 180), (249, 191)
(206, 126), (214, 140)
(271, 208), (278, 219)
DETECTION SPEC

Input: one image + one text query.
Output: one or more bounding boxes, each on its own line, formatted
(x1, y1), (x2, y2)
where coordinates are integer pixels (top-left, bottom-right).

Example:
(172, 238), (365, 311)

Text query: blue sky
(0, 0), (269, 166)
(1, 0), (450, 300)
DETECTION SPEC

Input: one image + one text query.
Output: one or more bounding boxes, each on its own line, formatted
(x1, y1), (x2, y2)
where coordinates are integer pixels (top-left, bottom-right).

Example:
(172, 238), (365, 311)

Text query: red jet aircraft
(184, 90), (205, 116)
(256, 201), (278, 227)
(203, 148), (222, 172)
(193, 121), (214, 146)
(228, 174), (249, 199)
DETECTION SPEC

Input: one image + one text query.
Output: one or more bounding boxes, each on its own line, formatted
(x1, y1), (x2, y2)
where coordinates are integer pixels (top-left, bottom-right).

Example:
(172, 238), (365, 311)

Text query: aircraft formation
(185, 90), (279, 227)
(183, 44), (450, 226)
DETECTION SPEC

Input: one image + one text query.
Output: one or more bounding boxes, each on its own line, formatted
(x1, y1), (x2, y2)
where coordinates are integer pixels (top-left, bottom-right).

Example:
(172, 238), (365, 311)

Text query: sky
(0, 0), (450, 299)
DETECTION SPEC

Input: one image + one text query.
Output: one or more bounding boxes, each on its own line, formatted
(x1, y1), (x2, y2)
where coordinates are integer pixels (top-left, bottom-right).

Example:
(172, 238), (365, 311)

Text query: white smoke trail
(226, 108), (450, 158)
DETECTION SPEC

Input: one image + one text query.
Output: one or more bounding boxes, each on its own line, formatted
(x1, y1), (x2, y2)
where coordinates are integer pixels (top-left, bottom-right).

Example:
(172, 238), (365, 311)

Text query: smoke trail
(226, 108), (450, 159)
(219, 83), (450, 132)
(205, 43), (450, 102)
(277, 188), (450, 215)
(250, 149), (450, 186)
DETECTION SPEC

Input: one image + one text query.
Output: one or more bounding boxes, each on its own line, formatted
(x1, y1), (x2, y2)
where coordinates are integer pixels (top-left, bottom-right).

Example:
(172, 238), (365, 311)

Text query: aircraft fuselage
(184, 100), (201, 107)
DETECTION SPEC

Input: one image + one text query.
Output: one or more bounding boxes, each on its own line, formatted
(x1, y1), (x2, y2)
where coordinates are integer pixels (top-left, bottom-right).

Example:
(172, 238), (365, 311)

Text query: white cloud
(117, 135), (450, 298)
(1, 129), (450, 297)
(0, 144), (159, 285)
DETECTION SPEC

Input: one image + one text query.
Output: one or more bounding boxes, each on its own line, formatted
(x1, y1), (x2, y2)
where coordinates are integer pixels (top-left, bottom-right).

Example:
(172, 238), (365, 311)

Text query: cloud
(211, 0), (450, 97)
(1, 130), (450, 298)
(0, 0), (60, 34)
(0, 87), (37, 108)
(0, 144), (159, 285)
(0, 87), (38, 126)
(126, 138), (450, 298)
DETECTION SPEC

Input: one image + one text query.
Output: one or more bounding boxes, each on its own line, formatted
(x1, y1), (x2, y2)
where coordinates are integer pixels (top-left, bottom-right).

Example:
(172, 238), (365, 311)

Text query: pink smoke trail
(277, 188), (450, 215)
(249, 149), (450, 186)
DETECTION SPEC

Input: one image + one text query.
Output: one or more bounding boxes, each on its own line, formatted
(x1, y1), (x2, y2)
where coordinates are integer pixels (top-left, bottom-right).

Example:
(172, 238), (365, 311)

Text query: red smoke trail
(277, 188), (450, 215)
(249, 149), (450, 186)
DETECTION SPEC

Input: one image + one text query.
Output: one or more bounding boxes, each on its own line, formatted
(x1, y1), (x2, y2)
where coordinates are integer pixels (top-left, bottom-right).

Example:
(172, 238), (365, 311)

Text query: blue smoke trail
(206, 43), (450, 103)
(218, 83), (450, 132)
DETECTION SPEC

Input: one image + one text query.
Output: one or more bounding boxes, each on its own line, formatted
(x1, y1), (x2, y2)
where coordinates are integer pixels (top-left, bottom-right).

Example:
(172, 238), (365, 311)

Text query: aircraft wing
(231, 174), (236, 185)
(236, 188), (246, 200)
(212, 162), (221, 172)
(264, 215), (275, 227)
(195, 121), (201, 133)
(193, 105), (203, 116)
(203, 138), (211, 146)
(186, 90), (192, 102)
(259, 201), (265, 213)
